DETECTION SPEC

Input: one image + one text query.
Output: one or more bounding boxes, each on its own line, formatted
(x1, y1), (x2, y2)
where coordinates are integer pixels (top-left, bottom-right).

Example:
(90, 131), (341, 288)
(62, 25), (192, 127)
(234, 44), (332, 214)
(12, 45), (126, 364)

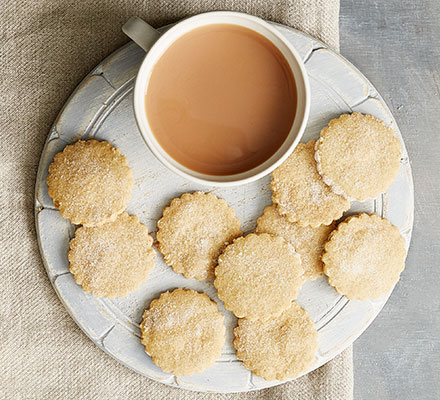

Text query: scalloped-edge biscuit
(68, 212), (155, 298)
(323, 213), (406, 300)
(315, 113), (401, 201)
(140, 289), (225, 376)
(256, 205), (336, 280)
(271, 141), (349, 227)
(47, 140), (133, 226)
(234, 301), (318, 381)
(214, 233), (303, 320)
(157, 192), (242, 280)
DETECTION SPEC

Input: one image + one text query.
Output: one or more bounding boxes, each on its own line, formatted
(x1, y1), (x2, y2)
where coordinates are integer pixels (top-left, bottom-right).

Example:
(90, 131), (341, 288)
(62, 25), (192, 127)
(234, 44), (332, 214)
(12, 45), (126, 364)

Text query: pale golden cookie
(234, 302), (318, 381)
(140, 289), (225, 376)
(256, 205), (335, 280)
(271, 141), (349, 227)
(47, 140), (133, 226)
(214, 233), (303, 320)
(323, 213), (406, 300)
(315, 113), (401, 201)
(68, 212), (155, 298)
(157, 192), (241, 280)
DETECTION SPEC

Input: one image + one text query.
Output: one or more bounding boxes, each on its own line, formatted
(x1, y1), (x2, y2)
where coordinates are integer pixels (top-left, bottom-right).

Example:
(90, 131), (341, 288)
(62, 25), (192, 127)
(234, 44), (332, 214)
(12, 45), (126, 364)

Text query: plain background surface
(340, 1), (440, 399)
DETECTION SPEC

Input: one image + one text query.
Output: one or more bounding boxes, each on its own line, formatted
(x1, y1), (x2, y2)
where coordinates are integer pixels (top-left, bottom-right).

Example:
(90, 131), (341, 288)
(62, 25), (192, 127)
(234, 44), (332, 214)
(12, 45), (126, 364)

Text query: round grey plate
(35, 23), (414, 392)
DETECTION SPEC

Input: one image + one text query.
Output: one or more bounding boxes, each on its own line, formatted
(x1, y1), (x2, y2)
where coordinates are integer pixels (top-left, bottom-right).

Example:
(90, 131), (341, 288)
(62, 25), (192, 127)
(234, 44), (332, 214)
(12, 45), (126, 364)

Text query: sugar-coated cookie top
(141, 289), (225, 376)
(68, 212), (155, 298)
(323, 213), (406, 300)
(234, 302), (318, 380)
(215, 233), (303, 320)
(47, 140), (133, 226)
(157, 191), (241, 280)
(271, 140), (349, 227)
(315, 113), (401, 201)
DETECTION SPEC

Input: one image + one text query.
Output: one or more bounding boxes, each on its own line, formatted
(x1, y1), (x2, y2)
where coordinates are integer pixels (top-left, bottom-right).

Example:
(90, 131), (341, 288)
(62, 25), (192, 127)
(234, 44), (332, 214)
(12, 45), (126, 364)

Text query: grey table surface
(340, 1), (440, 399)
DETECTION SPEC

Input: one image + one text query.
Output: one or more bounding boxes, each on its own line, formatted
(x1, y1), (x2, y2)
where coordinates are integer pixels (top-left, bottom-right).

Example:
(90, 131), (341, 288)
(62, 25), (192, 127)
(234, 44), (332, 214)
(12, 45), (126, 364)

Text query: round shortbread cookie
(256, 205), (336, 280)
(234, 302), (318, 381)
(214, 233), (303, 320)
(68, 212), (155, 298)
(140, 289), (225, 376)
(322, 213), (406, 300)
(271, 141), (350, 227)
(47, 140), (133, 226)
(315, 113), (401, 201)
(157, 192), (241, 280)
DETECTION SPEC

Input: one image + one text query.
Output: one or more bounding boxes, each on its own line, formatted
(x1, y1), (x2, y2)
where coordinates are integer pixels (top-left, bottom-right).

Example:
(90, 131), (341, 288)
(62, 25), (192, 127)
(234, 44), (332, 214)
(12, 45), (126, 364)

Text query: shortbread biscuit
(214, 233), (303, 320)
(323, 213), (406, 300)
(256, 205), (335, 280)
(157, 192), (241, 280)
(234, 302), (318, 381)
(68, 212), (155, 298)
(315, 113), (401, 201)
(271, 141), (349, 227)
(47, 140), (133, 226)
(140, 289), (225, 376)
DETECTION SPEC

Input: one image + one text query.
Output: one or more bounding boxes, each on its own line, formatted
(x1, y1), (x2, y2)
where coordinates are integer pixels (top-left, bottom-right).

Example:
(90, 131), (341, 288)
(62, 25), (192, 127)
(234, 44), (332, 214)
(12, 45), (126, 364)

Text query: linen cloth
(0, 1), (353, 399)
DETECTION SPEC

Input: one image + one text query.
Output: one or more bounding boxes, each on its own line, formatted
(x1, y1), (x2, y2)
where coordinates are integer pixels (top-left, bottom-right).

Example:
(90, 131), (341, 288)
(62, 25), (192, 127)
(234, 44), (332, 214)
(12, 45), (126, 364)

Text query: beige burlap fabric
(0, 1), (353, 399)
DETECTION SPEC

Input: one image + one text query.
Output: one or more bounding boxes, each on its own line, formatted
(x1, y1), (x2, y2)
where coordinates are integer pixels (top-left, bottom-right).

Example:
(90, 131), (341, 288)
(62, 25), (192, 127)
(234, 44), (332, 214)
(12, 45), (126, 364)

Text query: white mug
(123, 12), (310, 186)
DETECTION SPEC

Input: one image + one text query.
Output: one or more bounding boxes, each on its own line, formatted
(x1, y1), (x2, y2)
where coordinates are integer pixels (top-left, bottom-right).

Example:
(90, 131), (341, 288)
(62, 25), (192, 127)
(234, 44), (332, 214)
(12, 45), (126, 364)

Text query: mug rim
(133, 11), (310, 187)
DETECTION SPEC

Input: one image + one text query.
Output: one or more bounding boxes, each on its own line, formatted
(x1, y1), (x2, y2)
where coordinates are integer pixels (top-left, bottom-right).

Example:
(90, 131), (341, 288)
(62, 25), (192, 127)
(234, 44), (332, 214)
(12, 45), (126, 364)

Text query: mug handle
(122, 16), (161, 52)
